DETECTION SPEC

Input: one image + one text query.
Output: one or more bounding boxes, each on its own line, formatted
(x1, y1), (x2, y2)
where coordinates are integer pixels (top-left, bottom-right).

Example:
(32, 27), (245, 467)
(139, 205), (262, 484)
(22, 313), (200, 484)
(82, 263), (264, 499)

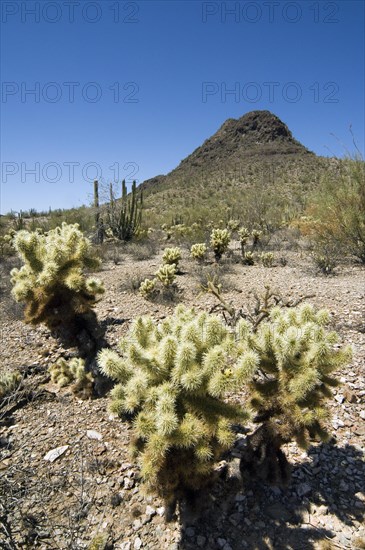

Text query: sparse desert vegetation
(1, 112), (364, 550)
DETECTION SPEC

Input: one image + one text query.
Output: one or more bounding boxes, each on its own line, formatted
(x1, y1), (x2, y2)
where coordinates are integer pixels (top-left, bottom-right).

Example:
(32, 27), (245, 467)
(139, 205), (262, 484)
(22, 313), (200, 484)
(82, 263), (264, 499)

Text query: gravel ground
(0, 248), (364, 550)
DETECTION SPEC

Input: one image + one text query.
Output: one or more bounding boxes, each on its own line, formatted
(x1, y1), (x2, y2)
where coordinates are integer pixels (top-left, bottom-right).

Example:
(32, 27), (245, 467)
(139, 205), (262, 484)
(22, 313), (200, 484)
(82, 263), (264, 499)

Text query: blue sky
(1, 0), (364, 214)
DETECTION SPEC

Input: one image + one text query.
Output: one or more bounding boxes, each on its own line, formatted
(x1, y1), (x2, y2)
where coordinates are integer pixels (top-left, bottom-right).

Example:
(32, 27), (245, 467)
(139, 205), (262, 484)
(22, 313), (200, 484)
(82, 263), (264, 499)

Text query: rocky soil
(0, 247), (364, 550)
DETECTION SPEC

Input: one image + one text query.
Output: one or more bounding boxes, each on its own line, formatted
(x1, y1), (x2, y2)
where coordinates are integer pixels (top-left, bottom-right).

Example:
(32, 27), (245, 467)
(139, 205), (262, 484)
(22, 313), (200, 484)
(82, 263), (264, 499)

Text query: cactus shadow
(178, 442), (365, 550)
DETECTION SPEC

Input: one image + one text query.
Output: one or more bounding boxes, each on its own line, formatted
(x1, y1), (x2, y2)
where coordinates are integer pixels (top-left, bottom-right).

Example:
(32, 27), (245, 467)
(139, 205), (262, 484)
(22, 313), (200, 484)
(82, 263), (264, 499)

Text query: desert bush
(10, 223), (104, 332)
(49, 358), (94, 399)
(303, 156), (365, 263)
(162, 247), (182, 267)
(210, 228), (231, 261)
(127, 238), (159, 261)
(311, 244), (338, 275)
(260, 252), (274, 267)
(190, 243), (207, 261)
(98, 305), (249, 515)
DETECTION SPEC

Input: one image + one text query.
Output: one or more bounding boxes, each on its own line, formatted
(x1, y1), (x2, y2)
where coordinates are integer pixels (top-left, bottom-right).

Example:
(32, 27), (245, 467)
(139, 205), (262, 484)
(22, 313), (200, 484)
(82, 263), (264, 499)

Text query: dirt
(0, 247), (364, 550)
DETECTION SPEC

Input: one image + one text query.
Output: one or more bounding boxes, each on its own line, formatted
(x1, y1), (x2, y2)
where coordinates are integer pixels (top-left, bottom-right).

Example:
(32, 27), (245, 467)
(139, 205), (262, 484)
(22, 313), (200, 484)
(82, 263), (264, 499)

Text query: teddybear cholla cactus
(239, 303), (352, 483)
(49, 357), (94, 399)
(98, 305), (251, 513)
(210, 228), (231, 261)
(155, 264), (176, 287)
(0, 371), (22, 399)
(139, 278), (157, 298)
(261, 252), (274, 267)
(190, 243), (207, 261)
(162, 247), (182, 267)
(10, 223), (104, 330)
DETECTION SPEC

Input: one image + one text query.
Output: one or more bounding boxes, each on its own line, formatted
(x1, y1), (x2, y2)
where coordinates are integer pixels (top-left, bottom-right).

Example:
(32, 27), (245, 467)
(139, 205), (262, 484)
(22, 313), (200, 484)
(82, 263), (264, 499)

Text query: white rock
(145, 505), (156, 517)
(43, 445), (69, 462)
(134, 537), (142, 549)
(87, 430), (103, 441)
(156, 506), (165, 517)
(359, 410), (365, 420)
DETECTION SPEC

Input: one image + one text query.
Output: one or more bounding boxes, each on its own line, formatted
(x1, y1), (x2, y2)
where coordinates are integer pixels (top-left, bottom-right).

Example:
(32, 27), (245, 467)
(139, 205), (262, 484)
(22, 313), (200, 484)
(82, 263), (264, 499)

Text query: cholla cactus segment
(155, 264), (176, 287)
(162, 247), (182, 267)
(10, 223), (104, 328)
(0, 371), (22, 399)
(49, 357), (94, 399)
(190, 243), (207, 261)
(242, 251), (255, 265)
(210, 228), (231, 261)
(261, 252), (274, 267)
(139, 278), (157, 298)
(238, 227), (250, 243)
(246, 303), (352, 449)
(227, 219), (240, 232)
(97, 305), (249, 506)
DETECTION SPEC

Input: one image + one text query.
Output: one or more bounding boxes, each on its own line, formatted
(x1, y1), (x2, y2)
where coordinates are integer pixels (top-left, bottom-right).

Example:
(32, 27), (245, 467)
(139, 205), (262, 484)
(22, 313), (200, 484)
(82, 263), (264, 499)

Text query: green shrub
(303, 156), (365, 263)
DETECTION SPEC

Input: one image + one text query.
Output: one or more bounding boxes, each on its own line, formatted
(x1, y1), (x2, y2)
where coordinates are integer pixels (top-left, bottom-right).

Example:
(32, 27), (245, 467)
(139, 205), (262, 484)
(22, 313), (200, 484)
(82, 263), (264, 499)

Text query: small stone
(217, 538), (227, 548)
(266, 503), (292, 522)
(335, 394), (345, 404)
(134, 537), (142, 549)
(197, 535), (206, 547)
(359, 410), (365, 420)
(86, 430), (103, 441)
(124, 477), (135, 489)
(145, 505), (156, 517)
(156, 506), (165, 517)
(121, 543), (131, 550)
(185, 527), (195, 537)
(43, 445), (69, 462)
(297, 482), (312, 497)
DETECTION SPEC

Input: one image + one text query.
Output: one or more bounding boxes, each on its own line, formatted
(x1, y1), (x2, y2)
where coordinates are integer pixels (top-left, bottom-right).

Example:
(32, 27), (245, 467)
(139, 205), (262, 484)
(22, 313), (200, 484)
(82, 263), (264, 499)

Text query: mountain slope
(139, 110), (332, 228)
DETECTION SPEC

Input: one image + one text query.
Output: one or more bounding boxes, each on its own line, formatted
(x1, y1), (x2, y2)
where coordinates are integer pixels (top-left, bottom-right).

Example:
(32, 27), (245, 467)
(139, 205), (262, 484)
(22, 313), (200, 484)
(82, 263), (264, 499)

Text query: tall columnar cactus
(107, 180), (143, 241)
(162, 247), (182, 267)
(210, 228), (231, 261)
(239, 303), (352, 484)
(98, 305), (251, 514)
(10, 223), (104, 331)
